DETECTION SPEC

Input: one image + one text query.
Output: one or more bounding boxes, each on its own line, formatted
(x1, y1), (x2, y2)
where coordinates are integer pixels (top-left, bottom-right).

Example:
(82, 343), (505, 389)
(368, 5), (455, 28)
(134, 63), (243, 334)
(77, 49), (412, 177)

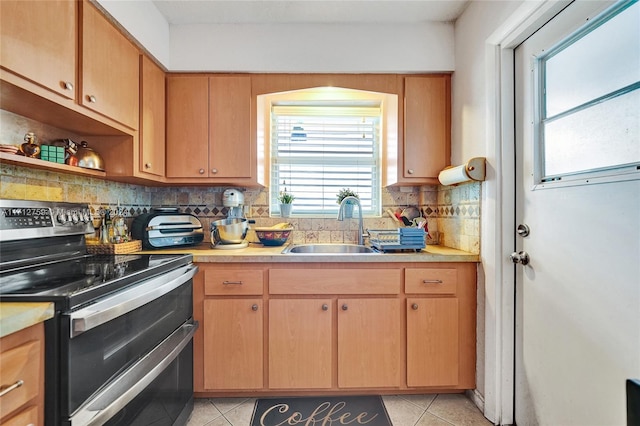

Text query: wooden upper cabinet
(80, 0), (139, 129)
(140, 56), (165, 178)
(400, 75), (451, 184)
(209, 76), (252, 178)
(166, 75), (209, 178)
(166, 75), (253, 181)
(0, 0), (77, 99)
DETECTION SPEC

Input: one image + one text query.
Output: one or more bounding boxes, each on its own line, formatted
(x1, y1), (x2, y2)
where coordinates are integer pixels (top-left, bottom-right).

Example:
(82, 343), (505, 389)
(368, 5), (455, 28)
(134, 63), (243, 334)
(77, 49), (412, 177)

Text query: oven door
(61, 264), (197, 425)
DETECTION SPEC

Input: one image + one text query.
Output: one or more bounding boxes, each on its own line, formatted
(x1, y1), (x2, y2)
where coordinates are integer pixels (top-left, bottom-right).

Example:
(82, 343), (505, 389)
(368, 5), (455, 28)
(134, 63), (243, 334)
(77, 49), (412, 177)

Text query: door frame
(480, 1), (573, 424)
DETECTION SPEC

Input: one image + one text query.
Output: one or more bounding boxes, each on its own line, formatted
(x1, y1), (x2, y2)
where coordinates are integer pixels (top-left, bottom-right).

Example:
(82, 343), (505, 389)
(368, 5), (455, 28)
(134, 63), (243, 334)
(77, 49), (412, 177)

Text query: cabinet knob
(144, 163), (152, 169)
(87, 95), (97, 103)
(412, 303), (419, 310)
(407, 169), (415, 174)
(63, 81), (74, 91)
(211, 168), (218, 174)
(198, 168), (205, 174)
(341, 304), (348, 311)
(322, 304), (329, 311)
(251, 304), (259, 311)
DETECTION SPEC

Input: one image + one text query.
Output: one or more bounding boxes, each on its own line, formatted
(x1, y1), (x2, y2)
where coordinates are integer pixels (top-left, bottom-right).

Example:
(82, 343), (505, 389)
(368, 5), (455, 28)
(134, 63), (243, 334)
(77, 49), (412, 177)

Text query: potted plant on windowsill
(336, 188), (359, 218)
(278, 189), (295, 218)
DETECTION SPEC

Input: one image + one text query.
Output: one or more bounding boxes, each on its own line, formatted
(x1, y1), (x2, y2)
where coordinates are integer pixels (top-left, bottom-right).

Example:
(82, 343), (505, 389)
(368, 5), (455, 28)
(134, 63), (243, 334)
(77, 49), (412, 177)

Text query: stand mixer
(210, 188), (253, 249)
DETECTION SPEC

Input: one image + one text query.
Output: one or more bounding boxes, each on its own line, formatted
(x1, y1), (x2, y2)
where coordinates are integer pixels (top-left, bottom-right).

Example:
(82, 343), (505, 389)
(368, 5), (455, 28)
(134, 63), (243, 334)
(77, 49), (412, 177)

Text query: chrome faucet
(337, 196), (364, 245)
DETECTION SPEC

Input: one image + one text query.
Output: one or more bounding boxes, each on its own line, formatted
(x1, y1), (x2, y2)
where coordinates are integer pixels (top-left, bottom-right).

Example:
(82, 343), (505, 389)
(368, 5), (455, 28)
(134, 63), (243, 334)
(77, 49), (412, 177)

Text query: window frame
(532, 0), (640, 189)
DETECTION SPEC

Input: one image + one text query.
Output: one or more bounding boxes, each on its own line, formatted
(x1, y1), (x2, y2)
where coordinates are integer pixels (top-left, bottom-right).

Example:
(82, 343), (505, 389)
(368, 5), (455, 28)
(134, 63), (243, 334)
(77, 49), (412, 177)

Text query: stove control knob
(81, 210), (91, 223)
(56, 210), (67, 224)
(70, 212), (80, 224)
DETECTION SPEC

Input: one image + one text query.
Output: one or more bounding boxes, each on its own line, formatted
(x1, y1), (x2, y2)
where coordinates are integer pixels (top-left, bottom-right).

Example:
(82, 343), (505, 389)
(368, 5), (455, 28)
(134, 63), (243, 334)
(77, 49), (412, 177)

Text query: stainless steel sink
(281, 244), (378, 254)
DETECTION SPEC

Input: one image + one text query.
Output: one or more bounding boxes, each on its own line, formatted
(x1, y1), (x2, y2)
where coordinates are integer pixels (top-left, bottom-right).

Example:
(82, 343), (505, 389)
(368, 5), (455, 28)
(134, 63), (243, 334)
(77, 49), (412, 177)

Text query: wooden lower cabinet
(203, 299), (263, 390)
(0, 322), (45, 426)
(269, 299), (333, 389)
(194, 262), (476, 396)
(337, 298), (402, 388)
(406, 297), (459, 386)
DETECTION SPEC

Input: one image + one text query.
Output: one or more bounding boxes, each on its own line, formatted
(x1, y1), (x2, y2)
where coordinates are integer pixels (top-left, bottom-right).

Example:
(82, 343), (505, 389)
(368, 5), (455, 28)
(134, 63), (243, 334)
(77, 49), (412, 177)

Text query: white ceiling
(152, 0), (471, 25)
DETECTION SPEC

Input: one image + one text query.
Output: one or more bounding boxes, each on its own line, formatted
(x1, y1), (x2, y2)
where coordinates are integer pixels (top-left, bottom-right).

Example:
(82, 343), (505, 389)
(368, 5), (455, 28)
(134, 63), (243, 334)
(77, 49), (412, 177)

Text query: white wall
(96, 0), (171, 68)
(96, 0), (454, 73)
(452, 0), (524, 421)
(169, 22), (454, 72)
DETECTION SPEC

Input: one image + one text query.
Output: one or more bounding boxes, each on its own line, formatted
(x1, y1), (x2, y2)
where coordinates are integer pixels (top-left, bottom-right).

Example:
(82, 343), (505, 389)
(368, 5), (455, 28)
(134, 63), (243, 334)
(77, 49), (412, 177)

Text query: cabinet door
(406, 297), (459, 387)
(81, 0), (139, 129)
(209, 76), (252, 178)
(269, 299), (333, 389)
(203, 299), (263, 389)
(337, 298), (401, 388)
(166, 76), (210, 178)
(403, 75), (450, 180)
(0, 0), (76, 99)
(139, 56), (165, 178)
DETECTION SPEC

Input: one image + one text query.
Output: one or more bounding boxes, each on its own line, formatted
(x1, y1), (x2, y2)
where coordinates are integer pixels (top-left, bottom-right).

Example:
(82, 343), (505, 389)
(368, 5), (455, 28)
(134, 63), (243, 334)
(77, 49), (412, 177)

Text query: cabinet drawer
(269, 269), (401, 294)
(405, 268), (458, 295)
(0, 340), (40, 420)
(3, 405), (38, 426)
(204, 269), (264, 295)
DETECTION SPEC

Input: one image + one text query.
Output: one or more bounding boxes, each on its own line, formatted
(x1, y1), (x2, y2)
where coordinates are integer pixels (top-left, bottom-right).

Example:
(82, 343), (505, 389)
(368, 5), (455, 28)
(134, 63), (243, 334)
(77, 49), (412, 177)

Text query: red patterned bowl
(254, 228), (293, 246)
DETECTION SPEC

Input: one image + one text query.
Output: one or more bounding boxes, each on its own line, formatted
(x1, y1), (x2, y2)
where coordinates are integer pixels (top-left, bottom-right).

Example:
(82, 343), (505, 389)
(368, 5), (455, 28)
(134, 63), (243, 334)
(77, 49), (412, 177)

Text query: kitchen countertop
(141, 243), (479, 263)
(0, 302), (55, 339)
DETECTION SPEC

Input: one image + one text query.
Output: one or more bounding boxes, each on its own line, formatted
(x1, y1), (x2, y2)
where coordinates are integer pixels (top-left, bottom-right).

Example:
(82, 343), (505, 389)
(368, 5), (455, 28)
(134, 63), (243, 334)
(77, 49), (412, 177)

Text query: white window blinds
(270, 104), (381, 216)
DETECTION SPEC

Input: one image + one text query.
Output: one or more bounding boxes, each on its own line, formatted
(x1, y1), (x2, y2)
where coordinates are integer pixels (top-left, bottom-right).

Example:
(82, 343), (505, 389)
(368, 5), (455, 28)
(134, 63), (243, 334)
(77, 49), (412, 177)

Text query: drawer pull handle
(412, 303), (419, 310)
(322, 304), (329, 311)
(223, 280), (243, 285)
(0, 380), (24, 397)
(341, 304), (348, 311)
(422, 279), (443, 284)
(252, 304), (259, 311)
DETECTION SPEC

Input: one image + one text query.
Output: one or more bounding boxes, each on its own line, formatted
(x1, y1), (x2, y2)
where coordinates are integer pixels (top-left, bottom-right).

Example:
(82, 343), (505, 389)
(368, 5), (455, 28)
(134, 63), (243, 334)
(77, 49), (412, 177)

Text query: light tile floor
(186, 394), (493, 426)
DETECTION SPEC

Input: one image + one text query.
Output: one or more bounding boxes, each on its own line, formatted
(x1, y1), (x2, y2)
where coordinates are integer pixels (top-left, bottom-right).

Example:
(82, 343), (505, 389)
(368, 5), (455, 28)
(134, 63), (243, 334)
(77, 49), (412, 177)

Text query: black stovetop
(0, 252), (192, 311)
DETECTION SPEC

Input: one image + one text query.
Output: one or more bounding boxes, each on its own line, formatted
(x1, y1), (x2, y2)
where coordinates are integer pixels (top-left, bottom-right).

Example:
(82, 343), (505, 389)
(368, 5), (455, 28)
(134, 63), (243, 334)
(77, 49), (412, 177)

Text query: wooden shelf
(0, 152), (107, 178)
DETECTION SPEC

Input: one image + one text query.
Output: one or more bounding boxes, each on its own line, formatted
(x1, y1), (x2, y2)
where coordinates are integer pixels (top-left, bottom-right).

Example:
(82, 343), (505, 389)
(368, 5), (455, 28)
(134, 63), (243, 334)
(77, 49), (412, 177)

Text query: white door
(514, 1), (640, 425)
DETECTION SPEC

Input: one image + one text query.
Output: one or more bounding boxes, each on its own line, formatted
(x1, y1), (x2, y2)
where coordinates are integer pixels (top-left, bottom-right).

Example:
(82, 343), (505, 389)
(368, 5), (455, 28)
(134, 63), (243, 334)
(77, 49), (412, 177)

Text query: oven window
(63, 281), (192, 415)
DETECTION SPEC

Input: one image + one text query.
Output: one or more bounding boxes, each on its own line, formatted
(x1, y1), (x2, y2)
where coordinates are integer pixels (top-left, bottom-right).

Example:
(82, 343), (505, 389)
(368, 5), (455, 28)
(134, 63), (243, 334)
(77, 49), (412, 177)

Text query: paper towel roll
(438, 165), (470, 185)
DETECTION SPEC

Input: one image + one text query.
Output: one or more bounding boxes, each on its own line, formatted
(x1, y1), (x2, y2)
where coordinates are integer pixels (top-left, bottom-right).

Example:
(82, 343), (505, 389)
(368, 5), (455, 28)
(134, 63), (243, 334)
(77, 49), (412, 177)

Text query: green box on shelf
(40, 145), (66, 163)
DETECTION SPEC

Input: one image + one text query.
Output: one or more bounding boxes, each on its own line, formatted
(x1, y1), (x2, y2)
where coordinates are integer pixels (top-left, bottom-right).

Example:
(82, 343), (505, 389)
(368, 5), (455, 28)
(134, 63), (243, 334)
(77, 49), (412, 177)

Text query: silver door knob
(510, 251), (530, 265)
(322, 304), (329, 311)
(517, 224), (530, 237)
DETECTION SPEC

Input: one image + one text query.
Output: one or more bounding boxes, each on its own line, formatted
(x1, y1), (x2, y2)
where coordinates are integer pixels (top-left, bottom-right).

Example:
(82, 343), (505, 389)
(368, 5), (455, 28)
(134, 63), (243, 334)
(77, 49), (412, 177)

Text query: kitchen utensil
(75, 141), (105, 171)
(400, 206), (421, 226)
(211, 217), (250, 245)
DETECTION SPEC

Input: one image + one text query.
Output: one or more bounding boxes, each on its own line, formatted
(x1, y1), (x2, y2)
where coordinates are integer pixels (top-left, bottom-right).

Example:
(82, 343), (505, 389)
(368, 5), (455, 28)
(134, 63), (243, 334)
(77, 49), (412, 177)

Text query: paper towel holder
(438, 157), (486, 185)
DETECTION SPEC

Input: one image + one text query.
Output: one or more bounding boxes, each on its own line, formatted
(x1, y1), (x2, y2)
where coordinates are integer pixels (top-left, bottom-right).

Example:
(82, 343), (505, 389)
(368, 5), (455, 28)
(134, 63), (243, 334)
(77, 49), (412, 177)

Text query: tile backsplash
(0, 110), (480, 253)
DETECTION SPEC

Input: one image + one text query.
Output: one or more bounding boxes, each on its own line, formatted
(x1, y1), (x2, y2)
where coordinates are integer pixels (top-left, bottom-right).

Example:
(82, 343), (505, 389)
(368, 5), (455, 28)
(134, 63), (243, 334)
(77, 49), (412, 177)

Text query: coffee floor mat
(251, 395), (392, 426)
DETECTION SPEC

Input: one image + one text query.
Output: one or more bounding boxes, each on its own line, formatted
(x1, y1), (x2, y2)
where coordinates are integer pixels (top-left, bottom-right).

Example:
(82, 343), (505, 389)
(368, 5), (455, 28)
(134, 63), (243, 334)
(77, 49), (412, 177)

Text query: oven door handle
(69, 319), (198, 426)
(69, 264), (198, 338)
